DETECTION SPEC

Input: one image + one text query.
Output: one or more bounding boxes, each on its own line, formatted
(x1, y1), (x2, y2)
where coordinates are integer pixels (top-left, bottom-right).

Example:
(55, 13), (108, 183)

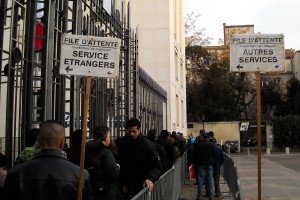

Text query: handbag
(189, 165), (196, 180)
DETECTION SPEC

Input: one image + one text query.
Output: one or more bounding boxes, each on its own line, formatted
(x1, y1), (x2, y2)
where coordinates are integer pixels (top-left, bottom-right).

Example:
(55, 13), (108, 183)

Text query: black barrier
(221, 153), (244, 200)
(131, 152), (187, 200)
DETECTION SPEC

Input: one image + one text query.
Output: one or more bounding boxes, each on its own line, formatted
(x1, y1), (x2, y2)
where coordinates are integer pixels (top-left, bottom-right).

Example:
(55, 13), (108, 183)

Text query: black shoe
(205, 194), (209, 197)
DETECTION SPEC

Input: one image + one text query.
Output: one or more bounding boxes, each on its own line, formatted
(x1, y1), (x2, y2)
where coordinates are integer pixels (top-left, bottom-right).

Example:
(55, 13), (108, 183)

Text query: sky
(184, 0), (300, 50)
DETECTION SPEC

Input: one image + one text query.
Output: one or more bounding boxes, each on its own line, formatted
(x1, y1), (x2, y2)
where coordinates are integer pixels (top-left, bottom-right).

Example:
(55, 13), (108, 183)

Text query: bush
(272, 115), (300, 148)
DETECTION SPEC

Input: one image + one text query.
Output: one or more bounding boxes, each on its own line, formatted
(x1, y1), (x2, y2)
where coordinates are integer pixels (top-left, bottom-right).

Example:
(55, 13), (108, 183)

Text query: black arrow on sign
(107, 71), (112, 75)
(275, 65), (279, 68)
(237, 64), (244, 70)
(65, 66), (73, 73)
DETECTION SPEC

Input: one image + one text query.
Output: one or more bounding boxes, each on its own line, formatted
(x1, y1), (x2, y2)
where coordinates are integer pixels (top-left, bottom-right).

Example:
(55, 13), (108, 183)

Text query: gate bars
(0, 0), (167, 166)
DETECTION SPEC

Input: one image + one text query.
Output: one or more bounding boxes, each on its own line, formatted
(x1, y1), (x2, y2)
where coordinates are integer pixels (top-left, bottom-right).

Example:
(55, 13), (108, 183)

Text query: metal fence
(221, 153), (244, 200)
(131, 152), (187, 200)
(0, 0), (167, 166)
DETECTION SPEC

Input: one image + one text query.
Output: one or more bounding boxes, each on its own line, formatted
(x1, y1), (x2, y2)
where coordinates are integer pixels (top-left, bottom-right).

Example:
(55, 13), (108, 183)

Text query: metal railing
(131, 152), (187, 200)
(221, 153), (244, 200)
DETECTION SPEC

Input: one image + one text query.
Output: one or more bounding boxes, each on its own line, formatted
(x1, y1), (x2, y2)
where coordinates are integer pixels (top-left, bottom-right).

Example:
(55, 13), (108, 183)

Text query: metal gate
(0, 0), (167, 166)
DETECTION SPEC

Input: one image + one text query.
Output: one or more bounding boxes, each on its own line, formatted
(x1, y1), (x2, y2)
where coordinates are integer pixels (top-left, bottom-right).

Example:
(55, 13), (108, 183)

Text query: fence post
(266, 147), (270, 155)
(226, 147), (231, 155)
(285, 147), (290, 154)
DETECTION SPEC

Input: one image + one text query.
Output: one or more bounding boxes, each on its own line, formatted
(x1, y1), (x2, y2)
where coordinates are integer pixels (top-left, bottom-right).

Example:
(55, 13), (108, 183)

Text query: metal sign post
(230, 33), (285, 200)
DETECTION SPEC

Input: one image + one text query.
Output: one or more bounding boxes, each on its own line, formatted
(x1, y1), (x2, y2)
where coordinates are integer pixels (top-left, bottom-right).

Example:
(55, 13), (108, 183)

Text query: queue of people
(0, 118), (190, 200)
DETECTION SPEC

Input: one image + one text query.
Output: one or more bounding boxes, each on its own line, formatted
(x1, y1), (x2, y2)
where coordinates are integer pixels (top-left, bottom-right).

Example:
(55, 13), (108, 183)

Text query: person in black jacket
(147, 129), (168, 173)
(85, 125), (122, 200)
(156, 130), (176, 170)
(193, 132), (215, 200)
(0, 153), (8, 198)
(212, 141), (225, 197)
(2, 120), (93, 200)
(118, 118), (163, 200)
(66, 129), (82, 166)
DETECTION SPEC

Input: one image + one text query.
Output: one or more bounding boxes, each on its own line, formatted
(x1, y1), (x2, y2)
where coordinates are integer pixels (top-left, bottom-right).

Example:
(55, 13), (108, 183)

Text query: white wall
(129, 0), (187, 134)
(187, 122), (241, 146)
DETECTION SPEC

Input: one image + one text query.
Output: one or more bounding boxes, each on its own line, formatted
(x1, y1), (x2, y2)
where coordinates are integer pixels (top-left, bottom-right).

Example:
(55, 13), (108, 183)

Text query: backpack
(84, 149), (110, 196)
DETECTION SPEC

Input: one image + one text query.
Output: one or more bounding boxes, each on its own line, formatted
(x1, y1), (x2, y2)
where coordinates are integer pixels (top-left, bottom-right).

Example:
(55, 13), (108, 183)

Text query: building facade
(223, 23), (255, 46)
(292, 50), (300, 80)
(128, 0), (187, 133)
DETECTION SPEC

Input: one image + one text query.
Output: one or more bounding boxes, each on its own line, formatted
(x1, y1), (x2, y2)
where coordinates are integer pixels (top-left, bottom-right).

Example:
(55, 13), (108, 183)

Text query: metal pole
(256, 72), (262, 200)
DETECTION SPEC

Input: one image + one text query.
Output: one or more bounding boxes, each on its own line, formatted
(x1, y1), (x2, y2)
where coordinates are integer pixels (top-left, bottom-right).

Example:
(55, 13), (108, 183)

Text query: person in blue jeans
(193, 132), (215, 200)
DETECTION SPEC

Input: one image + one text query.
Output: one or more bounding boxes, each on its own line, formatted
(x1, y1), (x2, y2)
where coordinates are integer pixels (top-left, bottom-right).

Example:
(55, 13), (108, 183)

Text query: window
(187, 124), (194, 128)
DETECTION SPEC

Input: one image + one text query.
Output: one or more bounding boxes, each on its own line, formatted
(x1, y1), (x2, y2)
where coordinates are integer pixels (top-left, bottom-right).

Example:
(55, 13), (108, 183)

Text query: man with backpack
(85, 125), (122, 200)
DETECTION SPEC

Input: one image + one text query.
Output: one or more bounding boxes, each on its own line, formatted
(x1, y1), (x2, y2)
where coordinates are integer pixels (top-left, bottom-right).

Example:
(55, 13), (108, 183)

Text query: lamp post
(201, 114), (205, 130)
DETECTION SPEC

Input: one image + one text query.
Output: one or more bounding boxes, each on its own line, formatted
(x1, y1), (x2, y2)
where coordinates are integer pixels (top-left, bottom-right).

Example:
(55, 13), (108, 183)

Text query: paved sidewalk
(231, 153), (300, 200)
(179, 152), (300, 200)
(179, 175), (233, 200)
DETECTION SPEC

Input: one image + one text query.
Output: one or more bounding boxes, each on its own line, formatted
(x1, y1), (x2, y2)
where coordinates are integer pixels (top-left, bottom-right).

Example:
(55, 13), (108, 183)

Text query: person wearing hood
(15, 128), (39, 165)
(85, 125), (122, 200)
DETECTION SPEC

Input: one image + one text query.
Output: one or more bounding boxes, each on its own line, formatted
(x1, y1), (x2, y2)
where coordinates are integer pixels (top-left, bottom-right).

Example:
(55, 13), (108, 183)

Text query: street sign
(60, 34), (121, 78)
(230, 34), (285, 72)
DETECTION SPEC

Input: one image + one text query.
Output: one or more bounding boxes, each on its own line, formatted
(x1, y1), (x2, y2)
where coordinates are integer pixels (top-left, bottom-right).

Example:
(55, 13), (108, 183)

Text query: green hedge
(272, 115), (300, 147)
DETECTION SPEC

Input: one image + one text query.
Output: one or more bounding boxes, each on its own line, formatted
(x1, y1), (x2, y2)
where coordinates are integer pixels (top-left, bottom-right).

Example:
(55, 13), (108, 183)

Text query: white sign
(60, 34), (121, 78)
(230, 34), (285, 72)
(240, 122), (249, 131)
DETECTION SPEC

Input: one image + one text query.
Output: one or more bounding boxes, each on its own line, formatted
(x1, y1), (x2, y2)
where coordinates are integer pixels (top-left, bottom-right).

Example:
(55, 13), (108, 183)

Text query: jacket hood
(85, 139), (106, 153)
(18, 147), (35, 162)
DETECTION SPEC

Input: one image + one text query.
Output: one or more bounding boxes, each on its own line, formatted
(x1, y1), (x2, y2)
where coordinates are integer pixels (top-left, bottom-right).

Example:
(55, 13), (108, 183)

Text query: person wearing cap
(85, 125), (122, 200)
(118, 118), (162, 200)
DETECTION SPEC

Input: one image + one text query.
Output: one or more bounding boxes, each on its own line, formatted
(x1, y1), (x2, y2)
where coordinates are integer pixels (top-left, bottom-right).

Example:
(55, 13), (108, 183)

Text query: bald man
(3, 120), (93, 200)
